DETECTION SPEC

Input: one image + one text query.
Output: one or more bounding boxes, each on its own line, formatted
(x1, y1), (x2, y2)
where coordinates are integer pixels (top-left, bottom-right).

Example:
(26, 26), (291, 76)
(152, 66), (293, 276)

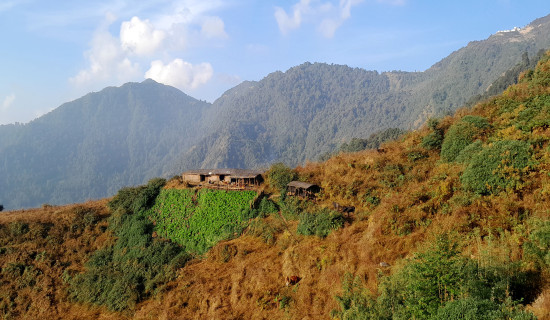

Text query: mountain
(176, 14), (550, 171)
(2, 14), (550, 209)
(0, 80), (210, 209)
(3, 50), (550, 319)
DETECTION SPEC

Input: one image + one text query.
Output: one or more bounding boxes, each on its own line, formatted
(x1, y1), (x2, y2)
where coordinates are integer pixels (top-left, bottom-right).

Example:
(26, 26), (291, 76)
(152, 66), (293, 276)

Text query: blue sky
(0, 0), (548, 125)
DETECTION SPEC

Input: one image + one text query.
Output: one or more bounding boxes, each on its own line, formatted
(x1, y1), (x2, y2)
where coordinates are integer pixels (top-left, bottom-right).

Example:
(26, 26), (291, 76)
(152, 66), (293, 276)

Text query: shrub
(433, 298), (536, 320)
(9, 221), (29, 237)
(461, 140), (532, 195)
(421, 118), (444, 150)
(297, 208), (344, 238)
(454, 139), (484, 163)
(524, 219), (550, 270)
(440, 116), (490, 162)
(331, 273), (378, 320)
(69, 179), (189, 312)
(108, 178), (166, 214)
(257, 197), (278, 216)
(422, 132), (444, 150)
(266, 162), (297, 194)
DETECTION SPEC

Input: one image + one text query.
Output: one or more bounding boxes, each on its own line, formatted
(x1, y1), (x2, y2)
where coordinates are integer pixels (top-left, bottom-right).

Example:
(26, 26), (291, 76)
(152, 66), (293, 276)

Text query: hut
(182, 169), (264, 187)
(287, 181), (321, 199)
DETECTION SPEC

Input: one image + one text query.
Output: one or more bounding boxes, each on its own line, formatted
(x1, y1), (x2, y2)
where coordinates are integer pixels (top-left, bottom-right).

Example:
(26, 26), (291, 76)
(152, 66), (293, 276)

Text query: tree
(266, 162), (297, 195)
(0, 204), (3, 212)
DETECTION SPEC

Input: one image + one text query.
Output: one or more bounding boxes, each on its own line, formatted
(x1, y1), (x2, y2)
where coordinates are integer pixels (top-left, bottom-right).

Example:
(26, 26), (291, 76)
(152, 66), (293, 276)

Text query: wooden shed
(287, 181), (321, 199)
(182, 169), (264, 187)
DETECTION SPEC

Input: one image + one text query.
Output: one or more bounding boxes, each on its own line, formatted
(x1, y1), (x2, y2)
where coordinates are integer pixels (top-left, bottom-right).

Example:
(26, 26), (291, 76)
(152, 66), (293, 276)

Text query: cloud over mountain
(145, 59), (213, 90)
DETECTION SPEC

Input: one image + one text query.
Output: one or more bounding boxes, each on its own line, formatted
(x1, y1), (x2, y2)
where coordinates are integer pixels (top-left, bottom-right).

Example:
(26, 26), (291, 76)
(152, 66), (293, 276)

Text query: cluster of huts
(181, 168), (320, 199)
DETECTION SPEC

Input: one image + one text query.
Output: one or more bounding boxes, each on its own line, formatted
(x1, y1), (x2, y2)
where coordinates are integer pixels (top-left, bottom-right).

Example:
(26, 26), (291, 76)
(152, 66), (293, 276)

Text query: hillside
(175, 14), (550, 171)
(3, 14), (550, 210)
(0, 80), (210, 209)
(2, 51), (550, 319)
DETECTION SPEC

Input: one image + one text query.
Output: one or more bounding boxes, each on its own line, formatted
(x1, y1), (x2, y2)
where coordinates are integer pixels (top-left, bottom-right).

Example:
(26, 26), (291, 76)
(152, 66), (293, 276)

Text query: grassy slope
(2, 53), (550, 319)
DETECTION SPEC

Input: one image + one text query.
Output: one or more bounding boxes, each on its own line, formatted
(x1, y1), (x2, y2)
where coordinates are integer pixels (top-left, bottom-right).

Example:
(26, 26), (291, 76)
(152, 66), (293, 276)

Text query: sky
(0, 0), (549, 125)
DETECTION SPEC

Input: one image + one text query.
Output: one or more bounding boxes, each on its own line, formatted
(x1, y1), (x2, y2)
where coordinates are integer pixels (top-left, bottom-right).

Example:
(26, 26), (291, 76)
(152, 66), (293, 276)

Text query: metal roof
(183, 168), (264, 178)
(287, 181), (318, 189)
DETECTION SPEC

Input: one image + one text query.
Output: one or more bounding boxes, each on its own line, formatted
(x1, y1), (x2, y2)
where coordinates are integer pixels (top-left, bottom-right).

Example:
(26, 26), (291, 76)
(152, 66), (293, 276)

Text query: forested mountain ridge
(176, 14), (550, 171)
(2, 14), (550, 209)
(0, 80), (210, 209)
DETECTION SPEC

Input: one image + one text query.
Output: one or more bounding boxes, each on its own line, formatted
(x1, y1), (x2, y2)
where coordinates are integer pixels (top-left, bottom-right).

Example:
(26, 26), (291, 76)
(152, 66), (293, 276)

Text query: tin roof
(287, 181), (318, 189)
(183, 169), (264, 179)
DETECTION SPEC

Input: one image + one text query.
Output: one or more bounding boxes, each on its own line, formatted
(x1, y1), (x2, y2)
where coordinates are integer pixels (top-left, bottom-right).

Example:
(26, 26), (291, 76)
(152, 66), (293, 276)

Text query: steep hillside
(176, 14), (550, 171)
(0, 80), (210, 209)
(2, 51), (550, 319)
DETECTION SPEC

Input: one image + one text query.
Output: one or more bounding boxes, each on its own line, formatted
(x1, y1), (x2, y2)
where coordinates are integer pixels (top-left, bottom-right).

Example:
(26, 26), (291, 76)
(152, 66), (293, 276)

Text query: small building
(287, 181), (321, 199)
(182, 169), (264, 187)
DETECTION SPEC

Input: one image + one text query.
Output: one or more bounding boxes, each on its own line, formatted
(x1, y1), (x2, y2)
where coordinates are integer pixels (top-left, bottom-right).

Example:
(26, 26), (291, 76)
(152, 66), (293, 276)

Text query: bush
(9, 221), (29, 237)
(69, 178), (189, 312)
(297, 208), (344, 238)
(108, 178), (166, 214)
(257, 197), (278, 216)
(421, 118), (444, 150)
(331, 273), (378, 320)
(266, 162), (297, 194)
(440, 116), (490, 162)
(461, 140), (532, 195)
(433, 298), (536, 320)
(524, 219), (550, 270)
(454, 139), (484, 163)
(422, 132), (444, 150)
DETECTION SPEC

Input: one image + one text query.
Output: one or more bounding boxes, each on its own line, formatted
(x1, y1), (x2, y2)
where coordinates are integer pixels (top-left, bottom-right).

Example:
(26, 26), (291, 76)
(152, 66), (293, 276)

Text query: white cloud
(70, 3), (227, 91)
(70, 23), (141, 86)
(145, 59), (213, 90)
(274, 0), (310, 35)
(120, 16), (166, 55)
(2, 94), (15, 111)
(201, 16), (228, 39)
(274, 0), (364, 38)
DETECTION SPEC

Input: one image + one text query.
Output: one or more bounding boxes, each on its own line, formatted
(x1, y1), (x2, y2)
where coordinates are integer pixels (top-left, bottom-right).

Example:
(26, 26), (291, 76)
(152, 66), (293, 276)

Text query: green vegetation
(266, 162), (297, 195)
(2, 24), (550, 210)
(332, 236), (537, 320)
(461, 140), (532, 195)
(440, 116), (490, 162)
(147, 188), (258, 255)
(68, 178), (190, 312)
(296, 208), (344, 238)
(421, 118), (444, 150)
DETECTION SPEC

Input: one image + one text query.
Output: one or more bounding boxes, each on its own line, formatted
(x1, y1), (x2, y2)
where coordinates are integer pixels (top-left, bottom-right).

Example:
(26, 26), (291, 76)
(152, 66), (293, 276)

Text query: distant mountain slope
(3, 14), (550, 209)
(176, 14), (550, 171)
(0, 80), (210, 209)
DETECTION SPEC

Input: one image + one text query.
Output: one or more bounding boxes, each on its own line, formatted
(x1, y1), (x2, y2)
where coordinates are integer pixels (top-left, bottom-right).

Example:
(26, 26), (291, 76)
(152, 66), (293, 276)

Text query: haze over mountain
(0, 80), (210, 209)
(1, 14), (550, 209)
(174, 14), (550, 170)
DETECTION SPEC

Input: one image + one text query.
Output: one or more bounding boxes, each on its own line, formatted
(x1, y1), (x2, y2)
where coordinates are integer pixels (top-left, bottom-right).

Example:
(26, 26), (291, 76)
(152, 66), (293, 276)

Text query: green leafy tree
(400, 235), (468, 318)
(266, 162), (298, 195)
(461, 140), (532, 195)
(440, 116), (490, 162)
(421, 118), (444, 151)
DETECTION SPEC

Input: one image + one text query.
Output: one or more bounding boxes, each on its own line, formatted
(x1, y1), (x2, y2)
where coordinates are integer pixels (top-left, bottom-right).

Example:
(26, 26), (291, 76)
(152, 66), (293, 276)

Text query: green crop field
(147, 189), (258, 255)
